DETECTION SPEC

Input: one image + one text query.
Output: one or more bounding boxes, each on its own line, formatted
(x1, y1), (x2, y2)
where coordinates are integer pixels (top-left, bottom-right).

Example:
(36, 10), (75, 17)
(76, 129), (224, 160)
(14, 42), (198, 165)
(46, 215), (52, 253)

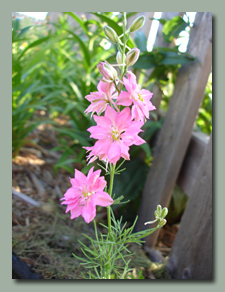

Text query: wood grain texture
(166, 133), (212, 279)
(177, 131), (210, 196)
(136, 12), (212, 247)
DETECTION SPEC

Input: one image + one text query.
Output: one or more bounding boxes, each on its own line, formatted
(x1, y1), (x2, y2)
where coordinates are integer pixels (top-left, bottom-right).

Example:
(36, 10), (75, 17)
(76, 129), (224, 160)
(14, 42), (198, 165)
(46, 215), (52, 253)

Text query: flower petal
(116, 91), (133, 106)
(75, 169), (87, 184)
(91, 191), (114, 207)
(97, 80), (114, 96)
(140, 89), (153, 100)
(85, 101), (108, 116)
(70, 204), (83, 219)
(131, 104), (145, 122)
(104, 106), (117, 126)
(107, 141), (121, 164)
(118, 141), (130, 160)
(87, 125), (110, 140)
(116, 107), (132, 132)
(91, 139), (112, 156)
(63, 187), (79, 199)
(81, 199), (96, 223)
(65, 198), (80, 213)
(93, 115), (112, 130)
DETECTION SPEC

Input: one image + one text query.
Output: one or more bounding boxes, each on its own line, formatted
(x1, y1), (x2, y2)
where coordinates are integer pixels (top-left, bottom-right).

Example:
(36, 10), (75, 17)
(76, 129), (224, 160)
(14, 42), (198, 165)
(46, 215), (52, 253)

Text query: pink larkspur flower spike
(84, 106), (146, 165)
(116, 70), (156, 122)
(60, 167), (113, 223)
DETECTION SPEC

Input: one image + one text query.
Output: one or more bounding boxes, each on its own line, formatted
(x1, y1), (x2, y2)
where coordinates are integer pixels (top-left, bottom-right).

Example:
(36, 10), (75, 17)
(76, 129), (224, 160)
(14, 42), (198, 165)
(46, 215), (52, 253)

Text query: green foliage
(162, 16), (189, 43)
(12, 13), (115, 163)
(12, 18), (54, 156)
(166, 184), (188, 224)
(134, 47), (195, 70)
(73, 210), (166, 279)
(134, 31), (148, 52)
(196, 73), (212, 135)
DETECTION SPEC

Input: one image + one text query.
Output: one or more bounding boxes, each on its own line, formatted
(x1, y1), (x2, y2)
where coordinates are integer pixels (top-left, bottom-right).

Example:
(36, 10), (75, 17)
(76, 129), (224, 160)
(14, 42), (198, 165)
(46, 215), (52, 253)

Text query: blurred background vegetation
(12, 12), (212, 219)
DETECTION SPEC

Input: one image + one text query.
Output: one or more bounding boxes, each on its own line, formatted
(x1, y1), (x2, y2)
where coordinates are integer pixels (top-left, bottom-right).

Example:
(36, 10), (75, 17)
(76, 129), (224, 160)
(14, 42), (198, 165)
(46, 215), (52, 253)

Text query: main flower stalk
(104, 13), (128, 279)
(107, 163), (116, 235)
(60, 12), (164, 280)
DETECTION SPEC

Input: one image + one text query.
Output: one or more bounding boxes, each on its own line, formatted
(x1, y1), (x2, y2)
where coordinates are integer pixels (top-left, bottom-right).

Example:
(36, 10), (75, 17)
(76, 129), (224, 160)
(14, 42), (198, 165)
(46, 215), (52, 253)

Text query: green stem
(107, 163), (116, 236)
(105, 13), (128, 279)
(119, 12), (128, 94)
(93, 219), (99, 241)
(105, 163), (116, 279)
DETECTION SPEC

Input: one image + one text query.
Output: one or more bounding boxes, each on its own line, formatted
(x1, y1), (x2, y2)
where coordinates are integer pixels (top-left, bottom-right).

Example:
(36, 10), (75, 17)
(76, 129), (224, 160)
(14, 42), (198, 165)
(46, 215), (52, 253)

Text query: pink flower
(84, 80), (117, 116)
(116, 71), (155, 122)
(60, 167), (113, 223)
(84, 106), (146, 165)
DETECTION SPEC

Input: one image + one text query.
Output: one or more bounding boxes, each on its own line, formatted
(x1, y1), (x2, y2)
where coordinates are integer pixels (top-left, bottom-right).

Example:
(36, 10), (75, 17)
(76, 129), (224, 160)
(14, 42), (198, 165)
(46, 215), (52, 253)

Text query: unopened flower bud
(129, 16), (145, 33)
(97, 61), (118, 82)
(161, 207), (168, 219)
(154, 210), (160, 219)
(157, 204), (162, 215)
(125, 48), (140, 66)
(159, 219), (167, 227)
(104, 26), (119, 44)
(116, 51), (123, 64)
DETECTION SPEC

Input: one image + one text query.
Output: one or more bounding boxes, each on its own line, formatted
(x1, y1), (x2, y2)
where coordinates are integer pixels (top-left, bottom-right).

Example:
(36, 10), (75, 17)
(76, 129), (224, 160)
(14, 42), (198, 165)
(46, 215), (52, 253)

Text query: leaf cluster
(73, 212), (164, 279)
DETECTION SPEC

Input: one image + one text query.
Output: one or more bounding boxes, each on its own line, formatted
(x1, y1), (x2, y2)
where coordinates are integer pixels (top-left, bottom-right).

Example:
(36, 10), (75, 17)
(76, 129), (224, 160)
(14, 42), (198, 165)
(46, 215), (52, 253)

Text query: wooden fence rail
(166, 133), (212, 279)
(135, 12), (212, 279)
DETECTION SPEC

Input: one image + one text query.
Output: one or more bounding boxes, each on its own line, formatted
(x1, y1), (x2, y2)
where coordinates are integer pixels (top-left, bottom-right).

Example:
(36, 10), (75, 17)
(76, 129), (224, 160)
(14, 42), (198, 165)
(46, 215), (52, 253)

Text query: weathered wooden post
(136, 12), (212, 247)
(166, 133), (212, 279)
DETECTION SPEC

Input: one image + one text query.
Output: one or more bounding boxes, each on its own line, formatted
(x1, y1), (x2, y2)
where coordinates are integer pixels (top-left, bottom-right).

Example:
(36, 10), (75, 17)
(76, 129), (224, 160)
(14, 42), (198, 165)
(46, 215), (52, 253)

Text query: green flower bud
(116, 51), (123, 64)
(159, 219), (167, 227)
(161, 207), (168, 219)
(104, 26), (119, 44)
(125, 48), (140, 66)
(157, 204), (162, 215)
(129, 16), (145, 33)
(97, 61), (117, 82)
(154, 210), (160, 219)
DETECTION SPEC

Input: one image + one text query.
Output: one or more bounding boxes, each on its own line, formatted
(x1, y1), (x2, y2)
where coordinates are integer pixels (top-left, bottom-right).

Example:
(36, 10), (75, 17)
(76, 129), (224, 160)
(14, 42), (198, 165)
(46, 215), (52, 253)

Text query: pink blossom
(116, 71), (155, 122)
(84, 106), (146, 165)
(84, 81), (117, 116)
(60, 167), (113, 223)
